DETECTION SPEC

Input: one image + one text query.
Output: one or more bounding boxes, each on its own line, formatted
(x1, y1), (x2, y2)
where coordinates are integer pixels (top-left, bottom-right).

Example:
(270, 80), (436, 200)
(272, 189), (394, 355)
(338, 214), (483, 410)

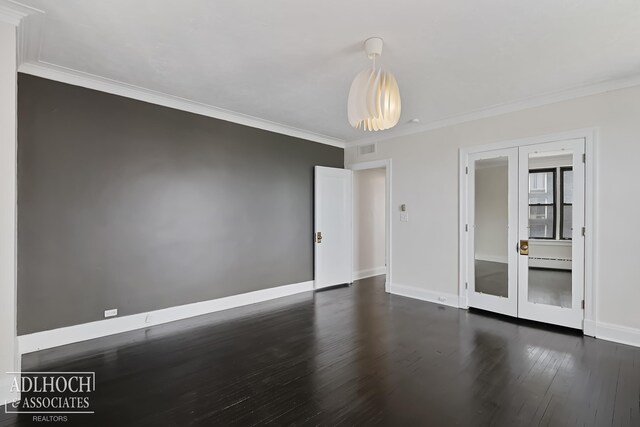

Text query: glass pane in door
(561, 168), (573, 240)
(527, 152), (573, 307)
(528, 170), (555, 239)
(474, 157), (509, 297)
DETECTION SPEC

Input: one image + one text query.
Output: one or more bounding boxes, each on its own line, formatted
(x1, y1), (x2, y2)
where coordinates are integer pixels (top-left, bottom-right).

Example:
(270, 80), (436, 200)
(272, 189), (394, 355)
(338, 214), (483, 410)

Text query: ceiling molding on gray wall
(18, 61), (347, 149)
(0, 0), (42, 26)
(17, 10), (43, 66)
(348, 73), (640, 147)
(7, 5), (347, 150)
(21, 56), (640, 150)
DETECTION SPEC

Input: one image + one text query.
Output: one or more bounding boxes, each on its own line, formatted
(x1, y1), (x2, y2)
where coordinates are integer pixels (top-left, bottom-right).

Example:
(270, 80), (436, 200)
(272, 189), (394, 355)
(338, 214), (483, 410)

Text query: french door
(467, 139), (585, 329)
(467, 148), (519, 317)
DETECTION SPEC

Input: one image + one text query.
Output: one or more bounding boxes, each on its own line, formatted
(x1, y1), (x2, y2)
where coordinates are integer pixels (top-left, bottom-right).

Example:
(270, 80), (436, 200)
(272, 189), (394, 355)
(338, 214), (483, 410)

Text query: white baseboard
(18, 280), (314, 354)
(475, 254), (508, 264)
(353, 266), (386, 281)
(390, 283), (459, 308)
(594, 321), (640, 348)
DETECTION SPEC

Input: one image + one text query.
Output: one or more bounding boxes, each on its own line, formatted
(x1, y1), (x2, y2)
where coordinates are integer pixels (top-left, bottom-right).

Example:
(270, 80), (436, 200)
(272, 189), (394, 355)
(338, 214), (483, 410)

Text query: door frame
(458, 128), (597, 334)
(348, 159), (392, 293)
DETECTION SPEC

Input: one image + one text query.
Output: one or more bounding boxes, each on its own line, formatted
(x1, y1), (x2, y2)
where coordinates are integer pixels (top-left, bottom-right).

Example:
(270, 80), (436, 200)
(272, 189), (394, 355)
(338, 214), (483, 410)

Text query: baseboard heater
(529, 257), (572, 270)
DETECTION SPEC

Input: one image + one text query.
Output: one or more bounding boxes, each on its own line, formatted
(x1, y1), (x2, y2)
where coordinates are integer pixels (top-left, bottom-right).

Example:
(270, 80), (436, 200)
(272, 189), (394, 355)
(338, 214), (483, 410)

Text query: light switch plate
(400, 212), (409, 222)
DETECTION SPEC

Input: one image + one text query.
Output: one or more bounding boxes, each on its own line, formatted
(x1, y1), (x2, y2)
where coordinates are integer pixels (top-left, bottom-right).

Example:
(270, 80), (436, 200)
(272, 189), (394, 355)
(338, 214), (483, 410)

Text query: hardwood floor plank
(1, 275), (638, 426)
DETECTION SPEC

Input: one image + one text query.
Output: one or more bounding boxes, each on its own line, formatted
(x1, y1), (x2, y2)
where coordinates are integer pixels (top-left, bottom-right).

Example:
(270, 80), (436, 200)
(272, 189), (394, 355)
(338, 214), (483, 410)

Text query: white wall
(346, 84), (640, 334)
(0, 20), (19, 403)
(474, 163), (508, 263)
(353, 168), (386, 279)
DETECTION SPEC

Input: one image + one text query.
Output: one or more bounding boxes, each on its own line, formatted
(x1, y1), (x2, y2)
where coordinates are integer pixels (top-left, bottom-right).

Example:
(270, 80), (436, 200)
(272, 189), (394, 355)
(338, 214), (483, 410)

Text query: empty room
(1, 1), (639, 425)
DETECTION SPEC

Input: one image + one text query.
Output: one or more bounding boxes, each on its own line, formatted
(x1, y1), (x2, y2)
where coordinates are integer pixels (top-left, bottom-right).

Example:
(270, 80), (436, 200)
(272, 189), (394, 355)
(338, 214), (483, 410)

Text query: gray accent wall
(17, 74), (343, 335)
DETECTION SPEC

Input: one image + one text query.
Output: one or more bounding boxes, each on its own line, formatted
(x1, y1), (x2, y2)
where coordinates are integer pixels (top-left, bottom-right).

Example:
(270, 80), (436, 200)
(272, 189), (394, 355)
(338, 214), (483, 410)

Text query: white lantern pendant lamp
(348, 37), (401, 131)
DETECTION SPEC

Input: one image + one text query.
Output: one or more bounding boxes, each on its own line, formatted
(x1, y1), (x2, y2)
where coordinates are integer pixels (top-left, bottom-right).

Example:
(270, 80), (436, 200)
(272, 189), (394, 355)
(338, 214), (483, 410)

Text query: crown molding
(16, 6), (43, 65)
(348, 73), (640, 147)
(0, 0), (41, 25)
(18, 61), (346, 149)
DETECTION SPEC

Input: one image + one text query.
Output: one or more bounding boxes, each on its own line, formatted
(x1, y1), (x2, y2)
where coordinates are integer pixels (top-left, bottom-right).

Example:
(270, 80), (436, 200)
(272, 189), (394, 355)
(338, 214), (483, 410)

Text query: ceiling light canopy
(347, 37), (401, 131)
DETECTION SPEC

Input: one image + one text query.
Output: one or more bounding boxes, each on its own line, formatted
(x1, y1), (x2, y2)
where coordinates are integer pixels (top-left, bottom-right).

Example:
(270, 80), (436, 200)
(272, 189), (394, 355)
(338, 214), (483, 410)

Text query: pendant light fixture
(347, 37), (401, 131)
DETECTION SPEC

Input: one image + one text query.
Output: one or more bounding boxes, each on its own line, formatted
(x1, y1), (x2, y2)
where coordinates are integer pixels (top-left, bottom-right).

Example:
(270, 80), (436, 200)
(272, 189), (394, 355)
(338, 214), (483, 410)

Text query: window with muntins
(528, 167), (573, 241)
(528, 169), (556, 239)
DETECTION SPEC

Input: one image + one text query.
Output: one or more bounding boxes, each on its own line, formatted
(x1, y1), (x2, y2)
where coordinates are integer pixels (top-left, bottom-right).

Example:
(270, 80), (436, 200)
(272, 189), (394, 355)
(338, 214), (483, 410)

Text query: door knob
(519, 240), (529, 256)
(316, 232), (322, 243)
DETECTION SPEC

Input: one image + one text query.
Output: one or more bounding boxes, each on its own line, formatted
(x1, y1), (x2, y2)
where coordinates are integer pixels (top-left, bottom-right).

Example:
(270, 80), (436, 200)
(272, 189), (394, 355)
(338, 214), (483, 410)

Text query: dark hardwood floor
(2, 275), (639, 426)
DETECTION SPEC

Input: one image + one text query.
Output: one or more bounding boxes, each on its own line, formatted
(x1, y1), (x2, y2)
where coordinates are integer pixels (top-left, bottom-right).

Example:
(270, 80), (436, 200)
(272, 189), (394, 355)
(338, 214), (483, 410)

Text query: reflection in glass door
(467, 148), (518, 317)
(518, 139), (585, 329)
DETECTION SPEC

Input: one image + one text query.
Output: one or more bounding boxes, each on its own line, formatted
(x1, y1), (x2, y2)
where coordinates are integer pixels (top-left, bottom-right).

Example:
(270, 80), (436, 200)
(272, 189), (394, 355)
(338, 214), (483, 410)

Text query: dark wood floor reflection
(475, 260), (573, 307)
(2, 275), (639, 426)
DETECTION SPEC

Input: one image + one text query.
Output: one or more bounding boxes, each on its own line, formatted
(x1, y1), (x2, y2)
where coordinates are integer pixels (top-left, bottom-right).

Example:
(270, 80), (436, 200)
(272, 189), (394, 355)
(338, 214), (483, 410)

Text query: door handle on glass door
(519, 240), (529, 255)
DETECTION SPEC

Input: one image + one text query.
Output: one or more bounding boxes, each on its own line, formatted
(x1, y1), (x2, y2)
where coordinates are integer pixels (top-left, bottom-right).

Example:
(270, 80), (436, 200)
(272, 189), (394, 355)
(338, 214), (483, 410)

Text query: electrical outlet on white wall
(104, 308), (118, 318)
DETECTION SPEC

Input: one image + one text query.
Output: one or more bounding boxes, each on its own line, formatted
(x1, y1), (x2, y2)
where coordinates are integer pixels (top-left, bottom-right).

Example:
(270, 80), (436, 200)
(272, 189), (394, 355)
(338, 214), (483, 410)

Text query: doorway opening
(349, 159), (392, 292)
(353, 168), (386, 282)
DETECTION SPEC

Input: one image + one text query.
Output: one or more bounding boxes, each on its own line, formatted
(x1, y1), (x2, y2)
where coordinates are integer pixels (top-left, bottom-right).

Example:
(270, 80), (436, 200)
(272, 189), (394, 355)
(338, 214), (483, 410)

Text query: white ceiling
(14, 0), (640, 145)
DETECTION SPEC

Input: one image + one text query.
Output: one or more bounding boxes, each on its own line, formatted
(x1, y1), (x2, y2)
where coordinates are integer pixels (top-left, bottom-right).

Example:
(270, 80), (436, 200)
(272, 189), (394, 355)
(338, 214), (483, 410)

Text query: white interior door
(517, 139), (585, 329)
(467, 148), (519, 317)
(314, 166), (353, 289)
